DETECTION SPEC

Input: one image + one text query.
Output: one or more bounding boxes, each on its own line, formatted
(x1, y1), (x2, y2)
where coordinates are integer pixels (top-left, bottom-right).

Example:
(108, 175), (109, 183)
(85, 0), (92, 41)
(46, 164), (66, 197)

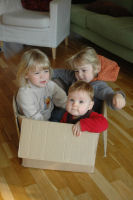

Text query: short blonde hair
(17, 48), (52, 87)
(68, 80), (94, 101)
(67, 47), (101, 77)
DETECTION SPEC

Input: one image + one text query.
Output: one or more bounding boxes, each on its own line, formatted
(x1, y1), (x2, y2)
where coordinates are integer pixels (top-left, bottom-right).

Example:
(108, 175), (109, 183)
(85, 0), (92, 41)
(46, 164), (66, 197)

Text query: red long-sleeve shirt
(61, 111), (108, 133)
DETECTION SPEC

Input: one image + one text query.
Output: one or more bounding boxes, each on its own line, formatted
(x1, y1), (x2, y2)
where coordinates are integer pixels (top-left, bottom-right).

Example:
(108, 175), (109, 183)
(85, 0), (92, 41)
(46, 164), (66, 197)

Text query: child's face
(66, 90), (94, 118)
(25, 68), (50, 87)
(74, 64), (94, 83)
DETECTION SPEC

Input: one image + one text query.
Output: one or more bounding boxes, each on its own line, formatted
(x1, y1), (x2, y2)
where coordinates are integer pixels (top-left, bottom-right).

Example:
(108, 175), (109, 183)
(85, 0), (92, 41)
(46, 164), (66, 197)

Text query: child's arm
(16, 89), (44, 120)
(72, 122), (82, 136)
(91, 81), (126, 110)
(72, 112), (108, 136)
(51, 81), (67, 109)
(52, 69), (75, 92)
(113, 93), (126, 109)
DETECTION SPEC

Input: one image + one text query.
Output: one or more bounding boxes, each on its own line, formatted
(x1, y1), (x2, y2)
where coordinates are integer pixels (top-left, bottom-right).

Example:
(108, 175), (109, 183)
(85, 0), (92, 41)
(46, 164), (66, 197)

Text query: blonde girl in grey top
(16, 49), (67, 121)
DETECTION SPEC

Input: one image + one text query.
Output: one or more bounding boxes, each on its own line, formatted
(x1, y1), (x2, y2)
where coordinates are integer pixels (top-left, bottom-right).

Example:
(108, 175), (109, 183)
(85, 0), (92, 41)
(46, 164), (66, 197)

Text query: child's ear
(88, 101), (94, 110)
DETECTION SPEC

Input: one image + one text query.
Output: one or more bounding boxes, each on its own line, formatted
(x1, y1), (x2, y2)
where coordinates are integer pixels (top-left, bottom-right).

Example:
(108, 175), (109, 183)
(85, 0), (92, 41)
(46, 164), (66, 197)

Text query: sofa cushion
(86, 1), (133, 17)
(21, 0), (52, 11)
(86, 13), (133, 49)
(2, 9), (50, 28)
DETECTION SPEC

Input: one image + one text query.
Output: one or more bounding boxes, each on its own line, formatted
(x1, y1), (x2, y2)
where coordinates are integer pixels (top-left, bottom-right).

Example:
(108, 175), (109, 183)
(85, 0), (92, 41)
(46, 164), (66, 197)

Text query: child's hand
(72, 121), (82, 137)
(113, 93), (126, 109)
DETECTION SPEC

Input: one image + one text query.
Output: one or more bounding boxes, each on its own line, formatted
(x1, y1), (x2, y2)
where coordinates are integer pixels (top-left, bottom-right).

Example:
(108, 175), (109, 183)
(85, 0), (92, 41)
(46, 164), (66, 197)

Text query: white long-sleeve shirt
(16, 80), (67, 120)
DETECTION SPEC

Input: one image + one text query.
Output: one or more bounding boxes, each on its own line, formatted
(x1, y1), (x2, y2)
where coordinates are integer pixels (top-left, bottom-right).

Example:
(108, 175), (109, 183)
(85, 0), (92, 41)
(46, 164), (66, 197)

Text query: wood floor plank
(2, 167), (30, 200)
(45, 170), (68, 189)
(59, 171), (85, 195)
(113, 167), (133, 191)
(10, 158), (36, 187)
(75, 173), (108, 200)
(0, 176), (15, 200)
(25, 184), (47, 200)
(2, 142), (14, 159)
(0, 145), (10, 168)
(58, 187), (76, 200)
(76, 192), (92, 200)
(112, 180), (133, 200)
(30, 169), (62, 200)
(89, 169), (122, 200)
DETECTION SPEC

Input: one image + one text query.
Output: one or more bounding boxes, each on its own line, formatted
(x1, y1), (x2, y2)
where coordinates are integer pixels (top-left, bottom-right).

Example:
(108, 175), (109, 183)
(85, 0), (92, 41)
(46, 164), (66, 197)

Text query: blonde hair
(17, 48), (52, 87)
(68, 80), (94, 101)
(67, 47), (101, 77)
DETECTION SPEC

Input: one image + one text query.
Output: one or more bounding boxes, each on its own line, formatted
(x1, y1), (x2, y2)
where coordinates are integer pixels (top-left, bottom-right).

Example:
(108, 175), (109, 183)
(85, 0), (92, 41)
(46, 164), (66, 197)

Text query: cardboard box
(18, 118), (100, 173)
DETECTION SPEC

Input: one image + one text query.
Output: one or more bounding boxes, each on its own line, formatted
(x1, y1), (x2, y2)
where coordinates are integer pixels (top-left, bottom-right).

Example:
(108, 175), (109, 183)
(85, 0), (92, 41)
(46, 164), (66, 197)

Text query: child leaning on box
(61, 81), (108, 137)
(53, 47), (126, 113)
(16, 48), (67, 122)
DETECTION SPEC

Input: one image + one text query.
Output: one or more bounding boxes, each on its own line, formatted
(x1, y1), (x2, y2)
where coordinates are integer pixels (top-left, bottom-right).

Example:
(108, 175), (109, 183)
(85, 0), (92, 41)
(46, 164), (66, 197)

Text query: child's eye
(44, 70), (49, 73)
(70, 99), (74, 102)
(34, 72), (40, 75)
(79, 100), (83, 104)
(82, 70), (86, 72)
(74, 70), (79, 73)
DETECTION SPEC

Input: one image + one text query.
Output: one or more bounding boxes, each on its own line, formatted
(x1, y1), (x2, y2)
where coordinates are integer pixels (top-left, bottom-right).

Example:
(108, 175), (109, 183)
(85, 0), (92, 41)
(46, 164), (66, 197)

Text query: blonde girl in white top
(16, 48), (67, 121)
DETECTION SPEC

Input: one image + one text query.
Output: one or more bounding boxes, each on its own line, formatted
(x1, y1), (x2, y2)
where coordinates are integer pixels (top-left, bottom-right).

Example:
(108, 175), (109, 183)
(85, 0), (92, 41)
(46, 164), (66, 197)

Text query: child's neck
(72, 115), (79, 120)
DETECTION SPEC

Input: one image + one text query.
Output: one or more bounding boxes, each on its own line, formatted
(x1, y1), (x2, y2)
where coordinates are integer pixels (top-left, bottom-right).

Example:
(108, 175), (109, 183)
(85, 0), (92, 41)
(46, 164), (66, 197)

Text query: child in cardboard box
(61, 81), (108, 136)
(16, 48), (67, 121)
(53, 47), (126, 113)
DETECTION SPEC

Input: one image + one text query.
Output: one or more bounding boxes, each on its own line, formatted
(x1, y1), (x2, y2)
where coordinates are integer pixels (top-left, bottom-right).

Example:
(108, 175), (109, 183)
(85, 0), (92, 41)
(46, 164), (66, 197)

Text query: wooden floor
(0, 35), (133, 200)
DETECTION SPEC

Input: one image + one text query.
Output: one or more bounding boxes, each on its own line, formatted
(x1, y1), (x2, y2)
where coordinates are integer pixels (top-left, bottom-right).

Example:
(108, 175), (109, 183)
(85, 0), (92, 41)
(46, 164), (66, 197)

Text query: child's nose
(78, 71), (83, 78)
(73, 101), (78, 106)
(40, 72), (45, 78)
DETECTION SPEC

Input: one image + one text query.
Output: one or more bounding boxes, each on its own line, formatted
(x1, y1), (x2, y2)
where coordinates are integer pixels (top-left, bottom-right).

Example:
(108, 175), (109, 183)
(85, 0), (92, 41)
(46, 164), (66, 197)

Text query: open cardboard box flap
(18, 118), (100, 173)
